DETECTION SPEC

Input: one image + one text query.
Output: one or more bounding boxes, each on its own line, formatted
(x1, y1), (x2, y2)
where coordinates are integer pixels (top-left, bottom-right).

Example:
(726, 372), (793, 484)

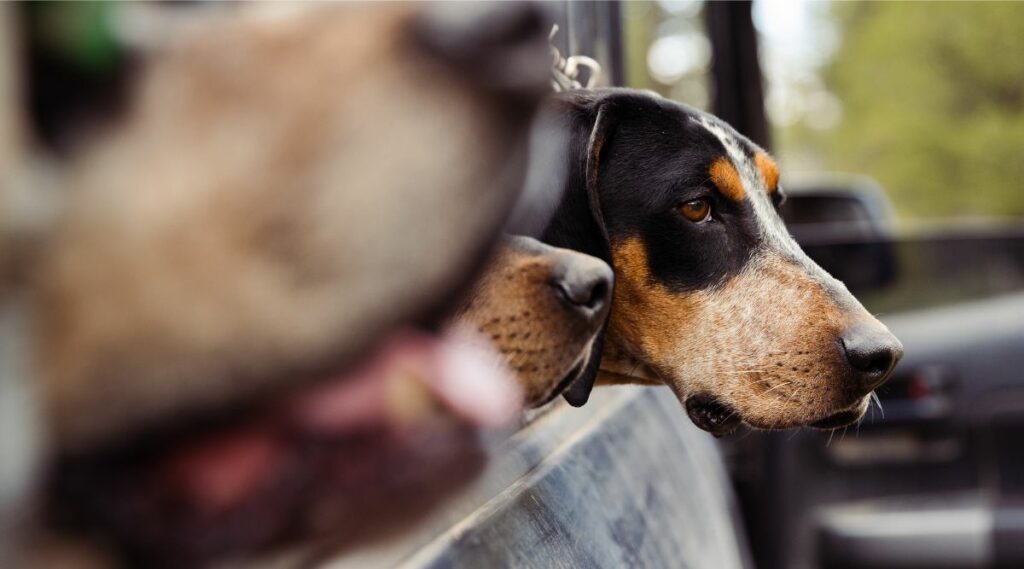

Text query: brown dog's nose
(551, 255), (613, 321)
(840, 325), (904, 391)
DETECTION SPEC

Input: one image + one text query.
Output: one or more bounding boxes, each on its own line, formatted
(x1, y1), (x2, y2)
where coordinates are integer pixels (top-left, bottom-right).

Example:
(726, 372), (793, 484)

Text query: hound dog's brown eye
(680, 198), (711, 222)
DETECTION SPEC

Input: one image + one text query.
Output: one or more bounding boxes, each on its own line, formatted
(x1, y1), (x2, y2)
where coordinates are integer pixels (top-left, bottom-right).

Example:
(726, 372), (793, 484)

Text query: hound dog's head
(544, 89), (903, 436)
(451, 236), (611, 407)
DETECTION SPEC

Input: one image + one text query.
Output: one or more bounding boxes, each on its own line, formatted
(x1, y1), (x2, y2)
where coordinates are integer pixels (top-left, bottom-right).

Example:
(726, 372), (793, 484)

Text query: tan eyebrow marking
(754, 152), (780, 194)
(709, 156), (745, 202)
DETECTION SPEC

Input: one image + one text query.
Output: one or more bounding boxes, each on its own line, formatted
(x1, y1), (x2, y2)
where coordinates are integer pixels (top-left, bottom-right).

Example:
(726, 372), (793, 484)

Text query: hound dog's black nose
(551, 255), (613, 321)
(840, 325), (904, 391)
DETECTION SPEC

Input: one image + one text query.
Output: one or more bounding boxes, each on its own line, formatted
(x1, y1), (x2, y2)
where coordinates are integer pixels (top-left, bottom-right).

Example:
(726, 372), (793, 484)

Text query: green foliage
(622, 1), (663, 93)
(823, 1), (1024, 219)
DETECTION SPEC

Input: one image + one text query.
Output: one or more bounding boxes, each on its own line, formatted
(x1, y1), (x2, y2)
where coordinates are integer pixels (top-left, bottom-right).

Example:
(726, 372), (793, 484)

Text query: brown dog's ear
(542, 92), (617, 407)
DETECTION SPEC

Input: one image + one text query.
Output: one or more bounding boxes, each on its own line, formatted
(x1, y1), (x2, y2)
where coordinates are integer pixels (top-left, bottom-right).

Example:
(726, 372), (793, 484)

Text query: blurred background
(626, 0), (1024, 221)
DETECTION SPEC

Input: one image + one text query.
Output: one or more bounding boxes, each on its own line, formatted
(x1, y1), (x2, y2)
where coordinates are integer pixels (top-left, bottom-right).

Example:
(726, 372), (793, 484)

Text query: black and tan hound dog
(544, 88), (903, 436)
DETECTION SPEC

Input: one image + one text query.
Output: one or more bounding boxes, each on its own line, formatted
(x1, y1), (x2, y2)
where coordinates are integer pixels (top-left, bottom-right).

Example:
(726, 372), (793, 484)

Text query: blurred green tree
(823, 1), (1024, 219)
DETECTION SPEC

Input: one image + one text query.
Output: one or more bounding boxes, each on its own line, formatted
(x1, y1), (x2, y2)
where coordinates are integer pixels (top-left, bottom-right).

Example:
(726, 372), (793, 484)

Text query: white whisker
(870, 391), (885, 420)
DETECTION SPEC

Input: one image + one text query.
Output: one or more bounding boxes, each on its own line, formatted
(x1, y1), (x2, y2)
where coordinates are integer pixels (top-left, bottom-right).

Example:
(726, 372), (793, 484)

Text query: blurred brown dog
(3, 3), (559, 567)
(36, 2), (548, 453)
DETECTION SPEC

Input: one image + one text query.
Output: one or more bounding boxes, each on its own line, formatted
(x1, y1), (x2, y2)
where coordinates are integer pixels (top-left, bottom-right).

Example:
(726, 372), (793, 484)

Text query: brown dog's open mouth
(46, 331), (520, 565)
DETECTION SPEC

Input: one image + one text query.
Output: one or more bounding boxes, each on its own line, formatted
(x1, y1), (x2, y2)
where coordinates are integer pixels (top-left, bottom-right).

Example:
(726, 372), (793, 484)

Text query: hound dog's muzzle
(544, 88), (903, 436)
(450, 236), (611, 407)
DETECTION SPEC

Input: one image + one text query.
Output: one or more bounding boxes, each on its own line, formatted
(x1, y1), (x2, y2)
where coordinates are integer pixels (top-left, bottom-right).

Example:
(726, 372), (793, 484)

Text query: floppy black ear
(541, 92), (618, 407)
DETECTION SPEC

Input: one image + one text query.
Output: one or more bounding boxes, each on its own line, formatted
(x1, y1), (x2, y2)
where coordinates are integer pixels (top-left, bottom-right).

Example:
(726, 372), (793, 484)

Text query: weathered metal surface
(321, 386), (751, 569)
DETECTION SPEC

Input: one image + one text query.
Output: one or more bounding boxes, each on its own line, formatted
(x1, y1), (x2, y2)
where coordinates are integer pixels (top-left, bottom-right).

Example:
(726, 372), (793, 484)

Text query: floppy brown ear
(542, 92), (617, 407)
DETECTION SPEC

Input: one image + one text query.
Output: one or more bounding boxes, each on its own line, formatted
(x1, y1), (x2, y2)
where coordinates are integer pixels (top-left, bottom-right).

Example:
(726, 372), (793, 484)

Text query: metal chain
(549, 24), (601, 92)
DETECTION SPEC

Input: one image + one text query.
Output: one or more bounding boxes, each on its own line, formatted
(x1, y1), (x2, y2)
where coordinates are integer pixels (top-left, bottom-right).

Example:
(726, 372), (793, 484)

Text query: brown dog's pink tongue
(419, 330), (522, 427)
(292, 329), (521, 431)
